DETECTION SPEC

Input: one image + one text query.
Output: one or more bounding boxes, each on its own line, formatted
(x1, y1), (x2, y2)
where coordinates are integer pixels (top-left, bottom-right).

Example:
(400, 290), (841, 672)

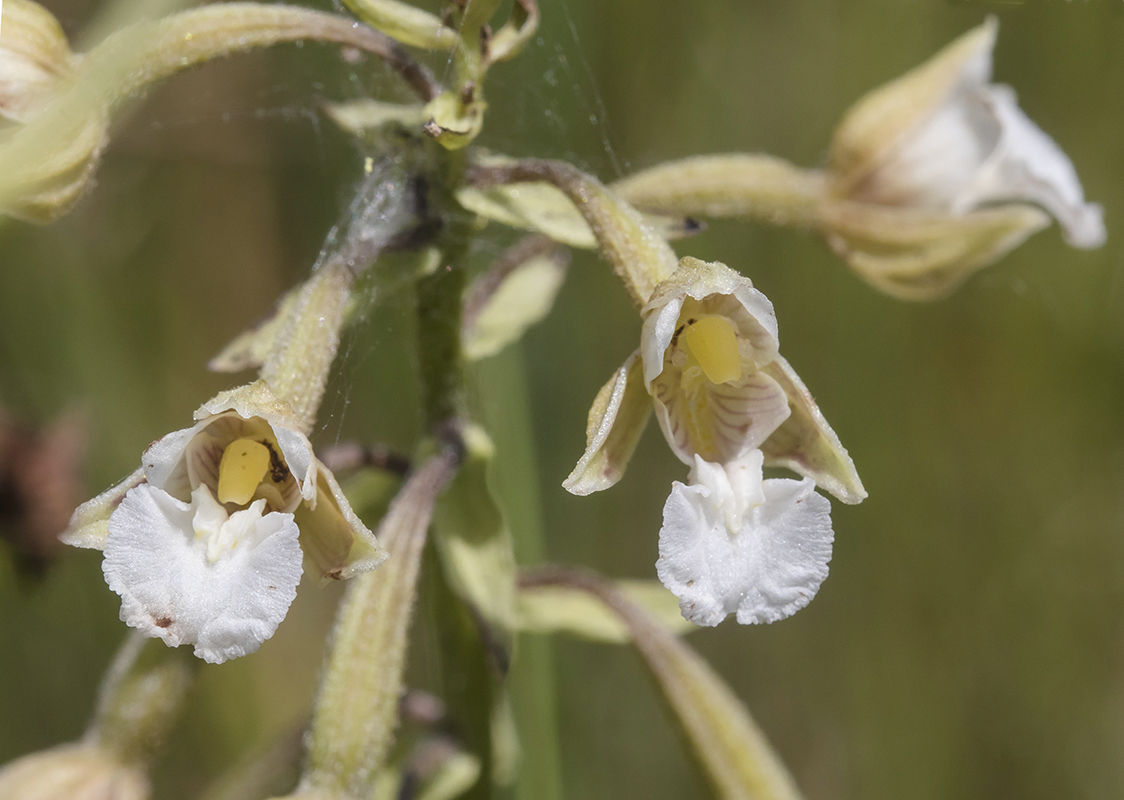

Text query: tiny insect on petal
(217, 438), (270, 505)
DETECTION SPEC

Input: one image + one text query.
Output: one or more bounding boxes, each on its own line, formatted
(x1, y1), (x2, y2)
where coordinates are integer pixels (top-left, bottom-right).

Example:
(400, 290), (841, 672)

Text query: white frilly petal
(657, 453), (833, 626)
(103, 484), (303, 664)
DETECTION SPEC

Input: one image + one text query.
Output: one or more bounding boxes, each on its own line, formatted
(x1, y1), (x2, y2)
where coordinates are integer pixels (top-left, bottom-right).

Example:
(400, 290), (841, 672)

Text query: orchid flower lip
(657, 451), (834, 628)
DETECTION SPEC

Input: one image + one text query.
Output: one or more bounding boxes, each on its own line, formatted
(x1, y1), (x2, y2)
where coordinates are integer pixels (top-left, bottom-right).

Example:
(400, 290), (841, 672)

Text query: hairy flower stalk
(0, 1), (437, 221)
(520, 567), (805, 800)
(302, 442), (462, 798)
(64, 260), (385, 663)
(466, 159), (678, 306)
(0, 632), (194, 800)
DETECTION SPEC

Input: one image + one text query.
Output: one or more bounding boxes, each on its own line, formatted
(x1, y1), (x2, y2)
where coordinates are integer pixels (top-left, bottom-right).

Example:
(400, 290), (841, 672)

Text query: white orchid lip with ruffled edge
(63, 380), (386, 664)
(104, 484), (302, 664)
(657, 450), (833, 626)
(640, 256), (791, 467)
(833, 16), (1105, 250)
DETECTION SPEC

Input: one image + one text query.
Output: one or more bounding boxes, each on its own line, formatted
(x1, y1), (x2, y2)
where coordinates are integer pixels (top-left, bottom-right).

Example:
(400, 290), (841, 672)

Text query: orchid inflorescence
(0, 3), (1104, 799)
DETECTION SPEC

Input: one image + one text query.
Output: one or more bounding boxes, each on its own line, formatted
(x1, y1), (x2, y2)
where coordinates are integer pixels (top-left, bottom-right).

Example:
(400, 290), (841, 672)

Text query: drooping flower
(566, 256), (864, 626)
(611, 18), (1105, 301)
(65, 381), (386, 664)
(828, 16), (1104, 249)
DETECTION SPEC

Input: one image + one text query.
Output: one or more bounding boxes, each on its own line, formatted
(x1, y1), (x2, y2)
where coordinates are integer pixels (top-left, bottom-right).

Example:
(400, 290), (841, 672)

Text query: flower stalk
(466, 158), (678, 306)
(519, 567), (805, 800)
(303, 441), (462, 798)
(260, 260), (356, 435)
(612, 154), (824, 228)
(85, 631), (196, 766)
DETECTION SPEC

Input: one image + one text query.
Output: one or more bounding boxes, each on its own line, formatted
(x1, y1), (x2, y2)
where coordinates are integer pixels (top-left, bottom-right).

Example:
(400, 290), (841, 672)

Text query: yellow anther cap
(682, 316), (742, 385)
(217, 438), (271, 505)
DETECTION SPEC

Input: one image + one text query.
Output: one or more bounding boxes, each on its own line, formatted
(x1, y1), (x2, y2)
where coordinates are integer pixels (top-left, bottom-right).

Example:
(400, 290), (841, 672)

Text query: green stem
(610, 154), (825, 228)
(466, 159), (677, 307)
(417, 150), (471, 429)
(303, 445), (461, 798)
(85, 631), (196, 766)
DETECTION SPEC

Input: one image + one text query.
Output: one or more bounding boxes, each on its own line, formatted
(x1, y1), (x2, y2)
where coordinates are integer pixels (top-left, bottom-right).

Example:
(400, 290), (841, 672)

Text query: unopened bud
(0, 744), (148, 800)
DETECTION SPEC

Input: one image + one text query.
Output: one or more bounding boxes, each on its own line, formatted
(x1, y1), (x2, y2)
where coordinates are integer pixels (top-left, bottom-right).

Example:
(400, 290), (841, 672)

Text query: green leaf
(463, 247), (569, 360)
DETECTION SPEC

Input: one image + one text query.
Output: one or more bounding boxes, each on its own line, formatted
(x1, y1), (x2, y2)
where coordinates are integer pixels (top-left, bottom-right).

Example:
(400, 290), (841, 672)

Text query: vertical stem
(417, 150), (471, 430)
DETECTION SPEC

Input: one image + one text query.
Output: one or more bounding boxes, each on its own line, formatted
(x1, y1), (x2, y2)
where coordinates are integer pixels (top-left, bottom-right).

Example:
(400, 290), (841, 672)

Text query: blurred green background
(3, 1), (1124, 798)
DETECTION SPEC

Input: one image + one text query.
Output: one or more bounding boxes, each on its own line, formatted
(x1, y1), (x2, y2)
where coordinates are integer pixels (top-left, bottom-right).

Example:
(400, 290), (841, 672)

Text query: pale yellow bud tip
(682, 316), (742, 385)
(217, 438), (271, 505)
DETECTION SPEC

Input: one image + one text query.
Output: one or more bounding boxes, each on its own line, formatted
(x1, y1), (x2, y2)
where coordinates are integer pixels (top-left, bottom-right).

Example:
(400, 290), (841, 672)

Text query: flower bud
(0, 745), (148, 800)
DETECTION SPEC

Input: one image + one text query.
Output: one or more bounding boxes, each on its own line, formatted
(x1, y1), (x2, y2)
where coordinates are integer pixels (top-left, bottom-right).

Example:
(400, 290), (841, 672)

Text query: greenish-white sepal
(563, 351), (651, 496)
(208, 286), (301, 373)
(294, 461), (388, 583)
(60, 466), (146, 550)
(431, 425), (516, 640)
(340, 0), (459, 50)
(456, 182), (695, 250)
(463, 250), (568, 360)
(818, 199), (1049, 300)
(760, 356), (866, 505)
(323, 99), (429, 135)
(416, 750), (482, 800)
(0, 743), (148, 800)
(486, 0), (539, 65)
(515, 579), (694, 643)
(829, 17), (998, 197)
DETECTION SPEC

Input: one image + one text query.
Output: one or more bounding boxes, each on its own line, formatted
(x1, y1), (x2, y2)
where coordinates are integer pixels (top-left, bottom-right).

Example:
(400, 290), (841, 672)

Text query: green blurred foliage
(3, 1), (1124, 799)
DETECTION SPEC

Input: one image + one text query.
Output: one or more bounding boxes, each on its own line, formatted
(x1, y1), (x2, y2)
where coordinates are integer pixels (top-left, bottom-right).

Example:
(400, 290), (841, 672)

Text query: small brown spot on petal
(155, 616), (173, 629)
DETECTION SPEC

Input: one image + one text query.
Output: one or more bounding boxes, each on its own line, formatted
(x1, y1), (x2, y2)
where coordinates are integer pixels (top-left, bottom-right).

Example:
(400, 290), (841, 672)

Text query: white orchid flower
(830, 16), (1104, 250)
(565, 257), (864, 625)
(64, 381), (386, 664)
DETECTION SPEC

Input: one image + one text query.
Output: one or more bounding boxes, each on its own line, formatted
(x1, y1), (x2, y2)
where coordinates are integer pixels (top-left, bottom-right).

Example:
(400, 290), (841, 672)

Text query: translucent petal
(103, 484), (302, 664)
(954, 85), (1105, 248)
